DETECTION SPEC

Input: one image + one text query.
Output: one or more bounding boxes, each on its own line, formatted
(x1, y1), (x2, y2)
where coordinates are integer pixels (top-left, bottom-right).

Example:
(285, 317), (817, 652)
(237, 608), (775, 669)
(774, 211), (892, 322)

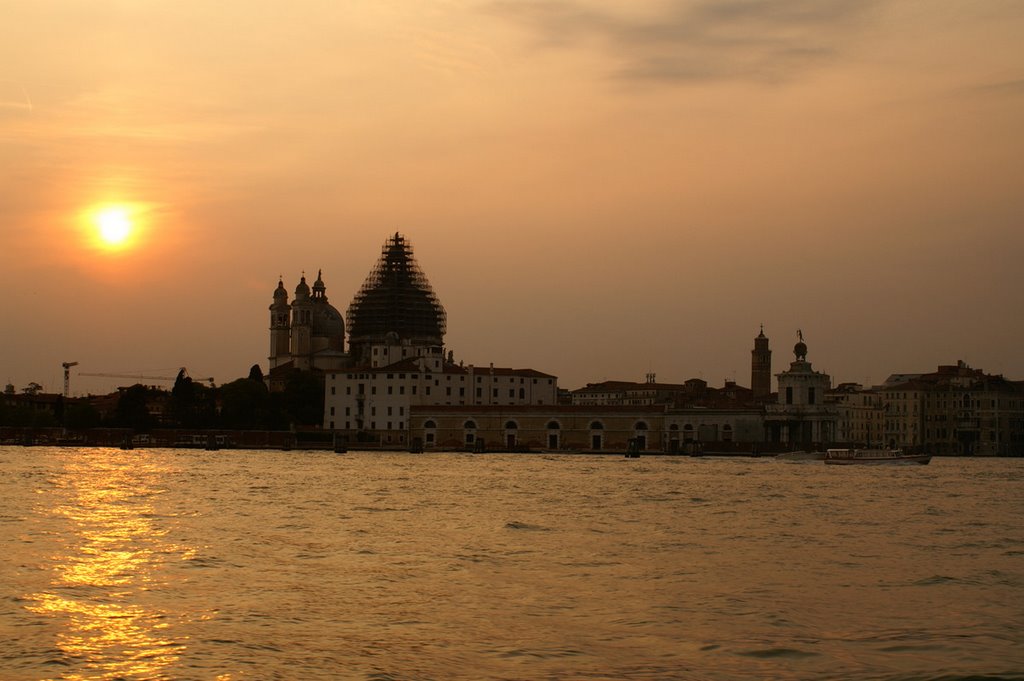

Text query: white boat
(824, 448), (931, 465)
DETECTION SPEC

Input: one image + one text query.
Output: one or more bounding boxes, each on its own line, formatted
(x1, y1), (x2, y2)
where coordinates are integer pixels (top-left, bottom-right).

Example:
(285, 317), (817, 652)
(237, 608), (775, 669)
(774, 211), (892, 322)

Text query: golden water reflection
(25, 450), (191, 680)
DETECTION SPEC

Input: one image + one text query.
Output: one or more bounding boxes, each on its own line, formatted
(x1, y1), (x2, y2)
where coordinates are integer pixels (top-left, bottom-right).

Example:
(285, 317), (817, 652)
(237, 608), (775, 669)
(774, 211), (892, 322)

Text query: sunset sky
(2, 0), (1022, 395)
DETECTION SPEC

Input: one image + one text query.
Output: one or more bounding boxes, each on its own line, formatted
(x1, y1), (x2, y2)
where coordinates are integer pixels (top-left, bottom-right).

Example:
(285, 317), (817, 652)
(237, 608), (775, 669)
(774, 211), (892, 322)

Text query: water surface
(1, 447), (1021, 680)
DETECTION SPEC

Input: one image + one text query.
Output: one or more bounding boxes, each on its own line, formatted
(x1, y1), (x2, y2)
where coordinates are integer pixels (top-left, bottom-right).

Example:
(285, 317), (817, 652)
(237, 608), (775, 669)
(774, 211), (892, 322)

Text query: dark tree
(113, 384), (156, 431)
(64, 402), (101, 430)
(283, 371), (325, 427)
(247, 364), (265, 383)
(219, 377), (271, 430)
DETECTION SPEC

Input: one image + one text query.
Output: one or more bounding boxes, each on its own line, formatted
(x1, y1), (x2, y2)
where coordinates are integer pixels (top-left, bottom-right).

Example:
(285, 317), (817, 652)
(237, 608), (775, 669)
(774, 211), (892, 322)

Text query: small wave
(505, 521), (549, 531)
(913, 575), (970, 586)
(737, 647), (819, 659)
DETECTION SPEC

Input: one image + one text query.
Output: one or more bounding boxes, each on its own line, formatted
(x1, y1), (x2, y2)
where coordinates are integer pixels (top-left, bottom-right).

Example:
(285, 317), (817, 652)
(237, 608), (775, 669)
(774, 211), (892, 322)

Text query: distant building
(882, 361), (1024, 455)
(570, 375), (755, 409)
(764, 332), (837, 447)
(316, 234), (558, 442)
(408, 402), (764, 453)
(268, 270), (348, 381)
(751, 326), (772, 399)
(830, 383), (885, 447)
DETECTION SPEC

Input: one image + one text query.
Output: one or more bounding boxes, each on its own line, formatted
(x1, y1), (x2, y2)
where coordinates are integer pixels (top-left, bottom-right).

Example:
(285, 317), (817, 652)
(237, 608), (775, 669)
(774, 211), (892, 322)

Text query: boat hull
(824, 448), (931, 465)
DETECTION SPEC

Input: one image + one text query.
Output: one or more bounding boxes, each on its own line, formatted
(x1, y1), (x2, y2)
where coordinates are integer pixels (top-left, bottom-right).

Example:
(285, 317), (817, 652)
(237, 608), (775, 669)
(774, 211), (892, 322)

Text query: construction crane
(77, 368), (215, 387)
(62, 361), (78, 397)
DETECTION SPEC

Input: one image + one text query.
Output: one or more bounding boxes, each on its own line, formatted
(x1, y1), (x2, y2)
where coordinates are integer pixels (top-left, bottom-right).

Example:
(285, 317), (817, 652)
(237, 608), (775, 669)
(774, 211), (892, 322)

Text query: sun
(83, 203), (144, 252)
(97, 207), (132, 245)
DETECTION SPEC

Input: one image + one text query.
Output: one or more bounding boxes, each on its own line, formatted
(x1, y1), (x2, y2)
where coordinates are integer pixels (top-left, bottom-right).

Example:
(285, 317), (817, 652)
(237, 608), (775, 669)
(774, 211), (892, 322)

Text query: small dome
(794, 340), (808, 360)
(294, 275), (311, 299)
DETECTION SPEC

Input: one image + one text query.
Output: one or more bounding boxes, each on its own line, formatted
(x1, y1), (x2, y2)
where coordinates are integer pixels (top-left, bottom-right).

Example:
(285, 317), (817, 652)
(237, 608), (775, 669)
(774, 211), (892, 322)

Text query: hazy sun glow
(83, 203), (145, 252)
(99, 207), (132, 244)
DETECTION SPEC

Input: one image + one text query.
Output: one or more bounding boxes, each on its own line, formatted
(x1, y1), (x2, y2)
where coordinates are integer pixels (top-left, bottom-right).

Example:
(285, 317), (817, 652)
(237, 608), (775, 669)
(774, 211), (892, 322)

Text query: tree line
(0, 366), (325, 431)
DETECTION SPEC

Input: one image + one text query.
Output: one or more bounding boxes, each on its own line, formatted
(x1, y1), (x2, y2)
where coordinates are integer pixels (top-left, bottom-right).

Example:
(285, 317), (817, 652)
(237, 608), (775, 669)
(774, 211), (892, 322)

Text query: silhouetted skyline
(3, 1), (1022, 394)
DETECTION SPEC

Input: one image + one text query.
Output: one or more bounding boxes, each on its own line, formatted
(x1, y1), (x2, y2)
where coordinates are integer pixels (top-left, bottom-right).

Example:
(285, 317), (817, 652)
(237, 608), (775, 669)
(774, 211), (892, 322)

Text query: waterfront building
(408, 402), (764, 453)
(830, 383), (886, 447)
(764, 332), (837, 447)
(319, 234), (558, 443)
(883, 361), (1024, 455)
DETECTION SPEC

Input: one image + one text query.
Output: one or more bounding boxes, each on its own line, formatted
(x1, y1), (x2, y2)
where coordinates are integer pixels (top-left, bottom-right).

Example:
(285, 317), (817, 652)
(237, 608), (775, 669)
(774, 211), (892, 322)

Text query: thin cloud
(489, 0), (879, 84)
(0, 81), (33, 112)
(964, 77), (1024, 97)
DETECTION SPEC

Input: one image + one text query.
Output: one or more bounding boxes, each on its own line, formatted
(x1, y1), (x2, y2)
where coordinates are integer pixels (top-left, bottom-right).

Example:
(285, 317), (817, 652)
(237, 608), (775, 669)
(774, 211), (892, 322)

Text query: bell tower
(291, 275), (313, 370)
(269, 278), (291, 369)
(751, 325), (772, 399)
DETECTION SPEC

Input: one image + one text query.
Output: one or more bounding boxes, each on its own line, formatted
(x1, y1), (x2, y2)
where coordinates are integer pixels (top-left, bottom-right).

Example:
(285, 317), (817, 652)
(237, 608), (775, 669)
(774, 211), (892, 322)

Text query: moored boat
(824, 448), (931, 465)
(776, 450), (826, 461)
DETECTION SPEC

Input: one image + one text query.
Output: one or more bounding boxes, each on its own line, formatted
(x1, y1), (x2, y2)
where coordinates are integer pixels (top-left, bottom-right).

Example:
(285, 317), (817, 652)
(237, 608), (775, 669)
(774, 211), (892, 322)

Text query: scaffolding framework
(346, 233), (446, 348)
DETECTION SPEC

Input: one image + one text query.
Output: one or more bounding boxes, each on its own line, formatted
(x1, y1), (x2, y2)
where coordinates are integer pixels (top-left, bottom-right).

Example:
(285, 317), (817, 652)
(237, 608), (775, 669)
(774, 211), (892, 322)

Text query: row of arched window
(420, 420), (731, 432)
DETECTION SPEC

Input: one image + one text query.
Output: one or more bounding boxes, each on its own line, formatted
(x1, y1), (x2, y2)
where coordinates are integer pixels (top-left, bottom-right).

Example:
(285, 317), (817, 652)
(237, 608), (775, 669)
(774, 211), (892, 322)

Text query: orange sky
(2, 1), (1023, 394)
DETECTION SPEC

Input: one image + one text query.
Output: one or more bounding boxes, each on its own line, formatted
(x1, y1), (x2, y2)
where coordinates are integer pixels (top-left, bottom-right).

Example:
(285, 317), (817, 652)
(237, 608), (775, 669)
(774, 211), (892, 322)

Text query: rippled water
(1, 447), (1022, 680)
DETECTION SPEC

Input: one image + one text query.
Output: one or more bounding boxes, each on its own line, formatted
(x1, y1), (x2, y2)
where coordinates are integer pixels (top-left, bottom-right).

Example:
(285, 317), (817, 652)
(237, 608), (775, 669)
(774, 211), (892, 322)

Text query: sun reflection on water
(25, 450), (191, 680)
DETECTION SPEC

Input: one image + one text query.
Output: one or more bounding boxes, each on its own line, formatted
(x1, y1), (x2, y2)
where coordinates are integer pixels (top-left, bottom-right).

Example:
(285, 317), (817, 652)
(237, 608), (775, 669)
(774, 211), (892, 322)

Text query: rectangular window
(459, 387), (465, 397)
(493, 388), (498, 398)
(330, 387), (336, 395)
(387, 406), (393, 416)
(808, 387), (816, 405)
(399, 406), (404, 415)
(387, 422), (392, 429)
(446, 387), (452, 396)
(345, 407), (350, 416)
(371, 407), (376, 416)
(476, 387), (482, 398)
(388, 386), (393, 395)
(786, 387), (793, 405)
(399, 386), (405, 395)
(371, 386), (377, 395)
(330, 407), (335, 416)
(412, 386), (417, 395)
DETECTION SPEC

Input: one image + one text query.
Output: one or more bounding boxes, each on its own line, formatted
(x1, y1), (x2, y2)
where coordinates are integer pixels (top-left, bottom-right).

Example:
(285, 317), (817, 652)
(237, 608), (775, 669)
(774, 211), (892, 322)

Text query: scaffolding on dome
(346, 233), (447, 346)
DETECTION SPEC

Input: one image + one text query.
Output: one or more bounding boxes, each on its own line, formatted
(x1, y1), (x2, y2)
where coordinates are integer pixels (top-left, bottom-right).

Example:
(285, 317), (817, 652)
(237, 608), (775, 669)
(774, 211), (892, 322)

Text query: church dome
(312, 301), (345, 339)
(347, 233), (446, 347)
(794, 340), (808, 361)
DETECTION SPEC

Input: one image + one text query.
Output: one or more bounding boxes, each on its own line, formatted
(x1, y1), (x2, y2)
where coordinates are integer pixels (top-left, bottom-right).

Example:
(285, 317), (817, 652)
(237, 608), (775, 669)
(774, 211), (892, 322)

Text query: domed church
(268, 233), (449, 380)
(268, 270), (348, 373)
